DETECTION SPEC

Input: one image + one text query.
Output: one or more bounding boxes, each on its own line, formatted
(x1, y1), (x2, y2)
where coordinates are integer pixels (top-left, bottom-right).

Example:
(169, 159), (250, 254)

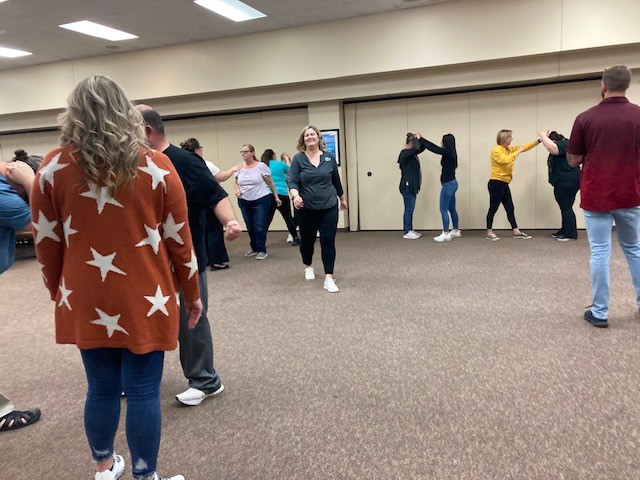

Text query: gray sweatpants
(178, 270), (221, 393)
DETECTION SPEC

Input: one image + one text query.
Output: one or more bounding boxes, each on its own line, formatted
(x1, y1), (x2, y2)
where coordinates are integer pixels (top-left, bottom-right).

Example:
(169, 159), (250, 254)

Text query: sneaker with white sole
(305, 266), (315, 281)
(449, 229), (462, 238)
(513, 231), (532, 239)
(176, 384), (224, 406)
(244, 249), (258, 257)
(255, 252), (268, 260)
(434, 232), (452, 242)
(286, 234), (293, 243)
(95, 454), (125, 480)
(486, 233), (500, 241)
(324, 278), (340, 293)
(403, 231), (419, 239)
(410, 230), (422, 237)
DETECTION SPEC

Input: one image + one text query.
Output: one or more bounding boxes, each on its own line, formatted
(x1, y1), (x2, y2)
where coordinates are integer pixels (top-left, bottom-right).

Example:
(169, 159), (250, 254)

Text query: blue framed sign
(321, 129), (340, 166)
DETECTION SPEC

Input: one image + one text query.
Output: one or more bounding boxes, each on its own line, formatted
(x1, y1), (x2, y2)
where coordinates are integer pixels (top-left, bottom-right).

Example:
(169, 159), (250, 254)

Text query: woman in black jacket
(398, 133), (426, 239)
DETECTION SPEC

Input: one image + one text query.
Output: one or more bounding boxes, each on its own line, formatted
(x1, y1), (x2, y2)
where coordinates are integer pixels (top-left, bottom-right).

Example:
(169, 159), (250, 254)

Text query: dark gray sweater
(288, 151), (344, 210)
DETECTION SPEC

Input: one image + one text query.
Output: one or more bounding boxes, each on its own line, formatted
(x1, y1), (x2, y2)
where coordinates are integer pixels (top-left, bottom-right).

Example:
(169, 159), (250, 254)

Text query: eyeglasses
(240, 150), (251, 154)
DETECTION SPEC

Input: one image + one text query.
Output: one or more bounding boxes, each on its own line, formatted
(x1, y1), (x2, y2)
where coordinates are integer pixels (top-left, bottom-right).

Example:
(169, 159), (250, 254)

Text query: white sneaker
(176, 384), (224, 406)
(410, 230), (422, 237)
(286, 234), (293, 243)
(449, 229), (462, 238)
(324, 278), (340, 293)
(305, 266), (315, 281)
(434, 232), (452, 242)
(403, 232), (419, 239)
(95, 454), (125, 480)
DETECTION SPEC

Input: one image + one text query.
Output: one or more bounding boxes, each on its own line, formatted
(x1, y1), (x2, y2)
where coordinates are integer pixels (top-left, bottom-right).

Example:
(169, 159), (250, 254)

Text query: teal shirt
(269, 160), (290, 195)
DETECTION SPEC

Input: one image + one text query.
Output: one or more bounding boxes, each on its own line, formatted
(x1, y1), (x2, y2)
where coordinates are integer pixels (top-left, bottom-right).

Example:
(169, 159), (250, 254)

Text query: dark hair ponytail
(12, 148), (43, 173)
(180, 137), (201, 153)
(406, 133), (415, 144)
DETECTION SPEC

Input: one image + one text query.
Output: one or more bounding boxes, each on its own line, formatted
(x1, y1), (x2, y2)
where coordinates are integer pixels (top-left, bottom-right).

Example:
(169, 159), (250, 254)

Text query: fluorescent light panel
(0, 46), (32, 58)
(194, 0), (266, 22)
(59, 21), (138, 41)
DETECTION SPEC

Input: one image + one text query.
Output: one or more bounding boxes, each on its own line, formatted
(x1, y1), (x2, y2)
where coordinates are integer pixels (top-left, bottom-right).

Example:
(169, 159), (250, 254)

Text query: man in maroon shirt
(567, 65), (640, 328)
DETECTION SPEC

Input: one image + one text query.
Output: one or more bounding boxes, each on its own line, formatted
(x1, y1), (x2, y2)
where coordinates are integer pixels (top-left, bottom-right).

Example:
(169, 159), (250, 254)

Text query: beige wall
(164, 108), (309, 231)
(1, 0), (639, 232)
(350, 79), (640, 231)
(1, 0), (640, 119)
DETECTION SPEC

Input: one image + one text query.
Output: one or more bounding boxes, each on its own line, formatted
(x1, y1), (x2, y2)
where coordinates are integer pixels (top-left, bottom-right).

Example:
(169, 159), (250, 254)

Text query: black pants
(297, 206), (339, 275)
(205, 211), (229, 265)
(268, 194), (298, 238)
(486, 179), (518, 229)
(553, 171), (580, 238)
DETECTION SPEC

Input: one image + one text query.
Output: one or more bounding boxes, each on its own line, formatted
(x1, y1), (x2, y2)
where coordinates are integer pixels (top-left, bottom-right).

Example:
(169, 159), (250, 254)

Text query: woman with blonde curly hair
(30, 75), (199, 480)
(288, 125), (347, 293)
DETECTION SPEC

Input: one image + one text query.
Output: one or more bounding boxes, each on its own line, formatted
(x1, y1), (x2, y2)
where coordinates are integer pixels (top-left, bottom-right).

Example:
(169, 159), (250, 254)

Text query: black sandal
(0, 408), (41, 432)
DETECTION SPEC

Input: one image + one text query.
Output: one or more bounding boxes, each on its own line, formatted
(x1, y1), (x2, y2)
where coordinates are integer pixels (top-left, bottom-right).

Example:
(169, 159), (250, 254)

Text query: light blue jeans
(583, 206), (640, 319)
(439, 179), (459, 232)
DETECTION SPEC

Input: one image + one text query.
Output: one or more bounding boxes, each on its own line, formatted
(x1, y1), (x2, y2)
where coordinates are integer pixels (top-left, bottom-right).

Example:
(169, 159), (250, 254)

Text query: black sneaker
(556, 234), (578, 242)
(584, 309), (608, 328)
(291, 238), (300, 246)
(550, 231), (563, 238)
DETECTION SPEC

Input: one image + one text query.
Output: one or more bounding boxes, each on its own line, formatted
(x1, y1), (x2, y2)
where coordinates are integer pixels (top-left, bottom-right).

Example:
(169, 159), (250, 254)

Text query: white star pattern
(80, 184), (124, 214)
(135, 223), (162, 254)
(38, 152), (69, 193)
(37, 261), (47, 283)
(32, 211), (61, 245)
(58, 277), (73, 310)
(184, 251), (198, 280)
(175, 292), (180, 306)
(144, 285), (171, 317)
(86, 247), (126, 282)
(139, 156), (170, 191)
(62, 215), (78, 247)
(162, 213), (185, 245)
(90, 308), (129, 338)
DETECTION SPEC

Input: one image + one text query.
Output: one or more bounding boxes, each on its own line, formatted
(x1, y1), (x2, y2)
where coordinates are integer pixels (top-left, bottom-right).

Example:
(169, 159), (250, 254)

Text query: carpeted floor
(1, 230), (640, 479)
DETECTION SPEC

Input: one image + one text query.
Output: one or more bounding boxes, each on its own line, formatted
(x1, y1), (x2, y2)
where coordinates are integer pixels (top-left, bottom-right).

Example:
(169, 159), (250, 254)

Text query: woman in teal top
(262, 150), (300, 246)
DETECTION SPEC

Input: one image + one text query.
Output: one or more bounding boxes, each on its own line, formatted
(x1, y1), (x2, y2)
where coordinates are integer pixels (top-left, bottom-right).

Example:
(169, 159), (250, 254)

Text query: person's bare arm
(212, 197), (241, 240)
(538, 130), (559, 155)
(567, 153), (584, 167)
(215, 162), (243, 183)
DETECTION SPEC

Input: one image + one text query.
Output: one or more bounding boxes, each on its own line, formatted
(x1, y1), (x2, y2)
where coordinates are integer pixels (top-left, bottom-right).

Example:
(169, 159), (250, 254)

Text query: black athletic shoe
(556, 234), (578, 242)
(584, 309), (608, 328)
(291, 238), (300, 246)
(550, 231), (563, 238)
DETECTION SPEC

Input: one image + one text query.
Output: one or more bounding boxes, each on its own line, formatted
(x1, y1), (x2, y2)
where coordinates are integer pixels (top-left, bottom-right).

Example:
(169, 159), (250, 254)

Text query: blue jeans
(81, 348), (164, 479)
(401, 186), (417, 234)
(238, 194), (272, 253)
(439, 179), (459, 231)
(583, 206), (640, 319)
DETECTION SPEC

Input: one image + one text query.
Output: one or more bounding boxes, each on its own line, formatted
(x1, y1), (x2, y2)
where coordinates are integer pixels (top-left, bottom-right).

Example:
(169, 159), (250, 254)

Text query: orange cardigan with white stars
(30, 145), (200, 354)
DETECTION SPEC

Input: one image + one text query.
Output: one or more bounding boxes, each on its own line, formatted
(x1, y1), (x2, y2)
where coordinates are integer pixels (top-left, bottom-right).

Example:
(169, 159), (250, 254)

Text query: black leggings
(268, 194), (298, 238)
(297, 206), (339, 275)
(205, 210), (229, 265)
(553, 171), (580, 238)
(486, 179), (518, 230)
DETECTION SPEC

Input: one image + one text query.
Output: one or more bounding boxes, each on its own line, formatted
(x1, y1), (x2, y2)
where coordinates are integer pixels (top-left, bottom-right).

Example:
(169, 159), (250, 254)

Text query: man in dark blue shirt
(0, 160), (42, 432)
(138, 106), (241, 406)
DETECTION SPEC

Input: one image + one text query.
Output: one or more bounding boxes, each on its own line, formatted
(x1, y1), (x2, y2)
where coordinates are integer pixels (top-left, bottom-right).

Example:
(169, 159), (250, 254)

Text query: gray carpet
(1, 230), (640, 479)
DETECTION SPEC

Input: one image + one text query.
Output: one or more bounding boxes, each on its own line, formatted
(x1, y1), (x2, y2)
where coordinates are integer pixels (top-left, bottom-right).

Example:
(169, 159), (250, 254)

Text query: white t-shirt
(205, 160), (221, 177)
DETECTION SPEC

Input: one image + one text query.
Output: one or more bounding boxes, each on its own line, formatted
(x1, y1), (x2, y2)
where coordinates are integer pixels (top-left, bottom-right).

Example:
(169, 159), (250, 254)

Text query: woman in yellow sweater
(486, 129), (540, 241)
